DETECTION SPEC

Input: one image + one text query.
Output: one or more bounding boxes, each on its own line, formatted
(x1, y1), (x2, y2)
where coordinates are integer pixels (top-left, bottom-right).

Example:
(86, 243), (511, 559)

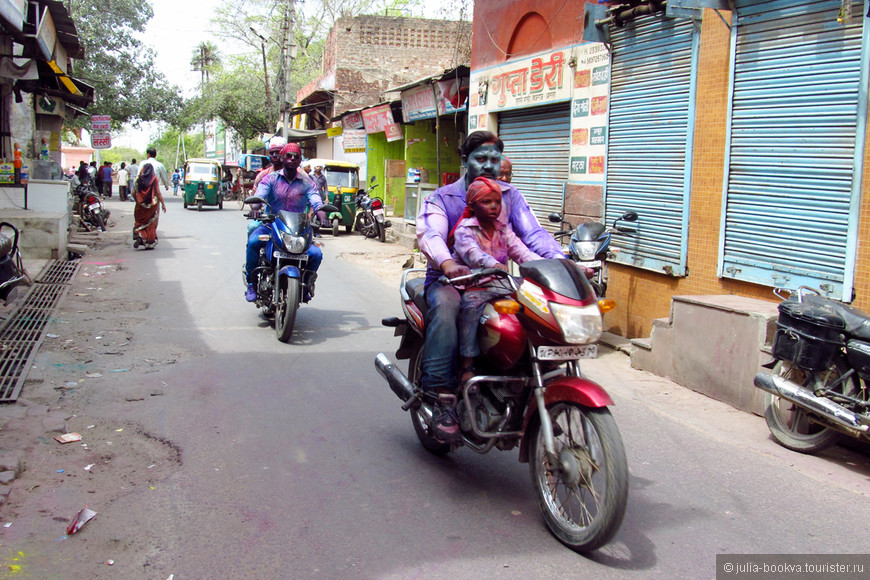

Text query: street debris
(66, 507), (96, 534)
(83, 464), (94, 471)
(54, 433), (82, 444)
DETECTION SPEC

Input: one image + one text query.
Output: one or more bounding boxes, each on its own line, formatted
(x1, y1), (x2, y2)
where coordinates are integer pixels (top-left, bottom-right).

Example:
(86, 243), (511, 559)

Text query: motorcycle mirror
(621, 210), (638, 222)
(548, 212), (563, 223)
(370, 176), (376, 184)
(244, 195), (265, 205)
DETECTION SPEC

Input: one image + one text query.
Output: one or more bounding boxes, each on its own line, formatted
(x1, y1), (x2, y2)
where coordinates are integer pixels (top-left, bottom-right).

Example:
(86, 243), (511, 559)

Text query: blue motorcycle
(244, 196), (337, 342)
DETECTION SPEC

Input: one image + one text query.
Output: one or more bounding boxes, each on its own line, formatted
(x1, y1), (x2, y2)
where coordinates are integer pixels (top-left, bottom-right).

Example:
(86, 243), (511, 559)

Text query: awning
(14, 60), (94, 109)
(270, 127), (327, 142)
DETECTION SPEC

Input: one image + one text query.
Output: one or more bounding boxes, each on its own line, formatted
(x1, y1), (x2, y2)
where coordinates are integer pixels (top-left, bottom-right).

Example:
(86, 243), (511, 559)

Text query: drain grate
(0, 259), (80, 402)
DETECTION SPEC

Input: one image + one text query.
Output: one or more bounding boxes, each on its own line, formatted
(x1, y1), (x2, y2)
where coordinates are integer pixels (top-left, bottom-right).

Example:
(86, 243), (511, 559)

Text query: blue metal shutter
(720, 0), (868, 300)
(605, 15), (699, 276)
(498, 103), (571, 232)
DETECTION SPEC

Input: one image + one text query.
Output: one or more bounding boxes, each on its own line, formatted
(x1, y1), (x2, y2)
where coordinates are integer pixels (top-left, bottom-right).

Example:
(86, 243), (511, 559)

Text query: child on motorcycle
(450, 176), (542, 385)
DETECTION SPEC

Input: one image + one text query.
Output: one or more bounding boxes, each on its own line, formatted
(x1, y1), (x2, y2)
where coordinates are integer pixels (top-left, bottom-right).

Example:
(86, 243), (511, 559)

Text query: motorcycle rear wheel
(407, 346), (451, 455)
(763, 359), (856, 454)
(94, 213), (106, 232)
(275, 277), (300, 343)
(359, 213), (377, 239)
(530, 403), (628, 553)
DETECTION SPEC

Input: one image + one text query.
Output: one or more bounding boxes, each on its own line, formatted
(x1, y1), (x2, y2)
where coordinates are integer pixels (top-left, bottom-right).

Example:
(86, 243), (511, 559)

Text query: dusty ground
(0, 206), (421, 576)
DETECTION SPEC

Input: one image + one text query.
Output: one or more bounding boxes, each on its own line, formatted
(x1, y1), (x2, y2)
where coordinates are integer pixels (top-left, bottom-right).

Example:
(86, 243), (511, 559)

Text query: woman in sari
(132, 163), (167, 249)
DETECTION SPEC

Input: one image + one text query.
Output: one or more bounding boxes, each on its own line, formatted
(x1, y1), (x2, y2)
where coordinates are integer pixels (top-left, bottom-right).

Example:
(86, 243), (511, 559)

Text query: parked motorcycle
(243, 195), (338, 342)
(375, 261), (628, 553)
(754, 286), (870, 454)
(73, 182), (109, 232)
(548, 210), (638, 297)
(0, 222), (31, 302)
(354, 177), (391, 243)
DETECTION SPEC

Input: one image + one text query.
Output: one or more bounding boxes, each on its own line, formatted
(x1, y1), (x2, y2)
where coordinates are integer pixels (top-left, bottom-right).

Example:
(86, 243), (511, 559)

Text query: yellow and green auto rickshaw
(182, 158), (223, 211)
(307, 158), (360, 236)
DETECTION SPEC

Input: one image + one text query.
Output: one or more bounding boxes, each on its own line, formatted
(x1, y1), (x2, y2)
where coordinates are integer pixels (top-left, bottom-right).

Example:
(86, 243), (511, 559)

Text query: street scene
(0, 0), (869, 578)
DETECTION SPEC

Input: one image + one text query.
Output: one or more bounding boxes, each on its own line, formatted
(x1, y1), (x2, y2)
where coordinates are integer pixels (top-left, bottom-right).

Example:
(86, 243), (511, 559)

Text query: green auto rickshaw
(183, 158), (223, 211)
(307, 158), (360, 235)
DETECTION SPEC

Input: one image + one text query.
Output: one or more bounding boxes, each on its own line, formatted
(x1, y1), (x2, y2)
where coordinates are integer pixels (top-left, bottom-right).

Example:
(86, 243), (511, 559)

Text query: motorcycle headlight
(550, 302), (602, 344)
(282, 233), (306, 253)
(572, 240), (599, 261)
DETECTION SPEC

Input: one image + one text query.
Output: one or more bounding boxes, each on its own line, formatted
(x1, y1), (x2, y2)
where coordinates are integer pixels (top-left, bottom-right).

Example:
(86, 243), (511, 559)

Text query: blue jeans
(458, 287), (511, 358)
(245, 224), (322, 283)
(421, 280), (461, 393)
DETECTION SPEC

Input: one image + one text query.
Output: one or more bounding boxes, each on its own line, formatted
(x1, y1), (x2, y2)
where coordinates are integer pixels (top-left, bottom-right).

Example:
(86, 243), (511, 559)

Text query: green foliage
(147, 127), (204, 169)
(99, 146), (142, 165)
(67, 0), (184, 130)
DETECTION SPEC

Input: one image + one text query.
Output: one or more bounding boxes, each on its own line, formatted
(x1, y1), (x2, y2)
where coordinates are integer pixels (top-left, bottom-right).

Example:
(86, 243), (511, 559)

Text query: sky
(114, 0), (236, 150)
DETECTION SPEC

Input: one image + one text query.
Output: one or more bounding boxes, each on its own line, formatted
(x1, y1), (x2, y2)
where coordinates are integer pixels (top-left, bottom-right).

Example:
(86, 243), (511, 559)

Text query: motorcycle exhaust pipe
(375, 353), (414, 403)
(754, 371), (869, 433)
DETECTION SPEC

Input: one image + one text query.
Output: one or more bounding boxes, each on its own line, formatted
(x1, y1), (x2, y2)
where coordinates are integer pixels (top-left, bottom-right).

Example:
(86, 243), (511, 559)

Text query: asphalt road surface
(0, 193), (868, 579)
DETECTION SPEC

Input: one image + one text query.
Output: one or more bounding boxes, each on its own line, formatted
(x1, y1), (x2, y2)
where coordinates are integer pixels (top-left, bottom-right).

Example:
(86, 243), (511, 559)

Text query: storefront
(468, 43), (610, 229)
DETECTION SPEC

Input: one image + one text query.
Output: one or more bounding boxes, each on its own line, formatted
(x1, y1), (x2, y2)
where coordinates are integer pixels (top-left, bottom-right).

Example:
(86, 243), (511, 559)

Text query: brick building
(293, 14), (471, 160)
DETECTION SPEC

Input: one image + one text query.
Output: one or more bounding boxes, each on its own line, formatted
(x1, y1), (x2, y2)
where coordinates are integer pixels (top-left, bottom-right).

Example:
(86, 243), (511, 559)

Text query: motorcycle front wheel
(275, 277), (300, 343)
(530, 403), (628, 553)
(763, 359), (857, 454)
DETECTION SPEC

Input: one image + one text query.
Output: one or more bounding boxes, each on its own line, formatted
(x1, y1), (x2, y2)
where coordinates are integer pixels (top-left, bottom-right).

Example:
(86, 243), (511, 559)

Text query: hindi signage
(91, 115), (111, 132)
(91, 133), (111, 150)
(343, 129), (366, 153)
(361, 104), (394, 134)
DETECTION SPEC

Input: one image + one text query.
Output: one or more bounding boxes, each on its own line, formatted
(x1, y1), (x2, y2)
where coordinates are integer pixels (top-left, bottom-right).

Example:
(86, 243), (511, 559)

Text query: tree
(147, 127), (204, 170)
(66, 0), (184, 130)
(190, 42), (222, 86)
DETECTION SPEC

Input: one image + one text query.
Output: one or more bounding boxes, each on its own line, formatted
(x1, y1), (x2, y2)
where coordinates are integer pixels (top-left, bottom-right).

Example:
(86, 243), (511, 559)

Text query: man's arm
(416, 196), (453, 269)
(454, 225), (501, 269)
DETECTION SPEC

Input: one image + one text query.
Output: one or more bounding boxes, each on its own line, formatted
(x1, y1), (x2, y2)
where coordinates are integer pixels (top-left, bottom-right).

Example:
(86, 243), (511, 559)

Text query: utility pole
(281, 0), (296, 140)
(250, 27), (273, 113)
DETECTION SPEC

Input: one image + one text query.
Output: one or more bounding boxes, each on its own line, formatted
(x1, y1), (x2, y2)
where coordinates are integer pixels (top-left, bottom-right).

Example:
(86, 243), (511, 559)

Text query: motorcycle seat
(802, 294), (870, 341)
(406, 276), (427, 315)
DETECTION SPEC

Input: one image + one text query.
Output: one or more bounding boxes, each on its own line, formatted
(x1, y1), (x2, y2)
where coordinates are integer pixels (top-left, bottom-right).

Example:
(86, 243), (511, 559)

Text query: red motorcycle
(375, 260), (628, 553)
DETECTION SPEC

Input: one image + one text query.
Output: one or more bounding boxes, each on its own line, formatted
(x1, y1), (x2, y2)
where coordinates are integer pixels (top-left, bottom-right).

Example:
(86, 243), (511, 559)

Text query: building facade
(470, 0), (870, 339)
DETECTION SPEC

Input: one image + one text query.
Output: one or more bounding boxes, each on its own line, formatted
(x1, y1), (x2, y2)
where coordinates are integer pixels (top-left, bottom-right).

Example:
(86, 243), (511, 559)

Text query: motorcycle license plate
(373, 208), (385, 217)
(537, 344), (597, 360)
(581, 260), (602, 268)
(89, 203), (101, 211)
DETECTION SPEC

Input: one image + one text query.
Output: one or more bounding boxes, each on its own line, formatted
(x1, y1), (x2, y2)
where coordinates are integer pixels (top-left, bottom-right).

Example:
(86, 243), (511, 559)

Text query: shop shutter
(605, 14), (699, 276)
(498, 103), (571, 232)
(720, 0), (868, 300)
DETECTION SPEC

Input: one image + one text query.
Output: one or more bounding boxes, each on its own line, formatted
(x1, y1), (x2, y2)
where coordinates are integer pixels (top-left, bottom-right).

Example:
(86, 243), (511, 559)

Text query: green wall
(366, 132), (406, 214)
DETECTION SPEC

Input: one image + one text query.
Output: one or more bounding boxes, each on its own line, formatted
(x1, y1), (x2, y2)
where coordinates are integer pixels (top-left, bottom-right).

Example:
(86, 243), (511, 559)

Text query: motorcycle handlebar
(437, 267), (509, 286)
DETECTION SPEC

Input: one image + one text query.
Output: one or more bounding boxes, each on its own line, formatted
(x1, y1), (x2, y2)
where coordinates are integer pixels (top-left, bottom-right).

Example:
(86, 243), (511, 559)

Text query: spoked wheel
(530, 403), (628, 553)
(359, 212), (377, 238)
(407, 346), (451, 455)
(763, 359), (858, 454)
(275, 277), (300, 343)
(332, 218), (340, 237)
(238, 190), (247, 210)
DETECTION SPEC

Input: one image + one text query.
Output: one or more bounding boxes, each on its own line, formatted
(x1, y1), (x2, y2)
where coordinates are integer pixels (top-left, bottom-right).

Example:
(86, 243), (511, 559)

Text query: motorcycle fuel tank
(478, 304), (526, 369)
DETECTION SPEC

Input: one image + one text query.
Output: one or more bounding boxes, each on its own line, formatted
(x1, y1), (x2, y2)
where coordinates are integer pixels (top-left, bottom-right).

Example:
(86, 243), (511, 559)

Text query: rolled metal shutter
(498, 103), (571, 232)
(605, 14), (698, 276)
(720, 0), (868, 300)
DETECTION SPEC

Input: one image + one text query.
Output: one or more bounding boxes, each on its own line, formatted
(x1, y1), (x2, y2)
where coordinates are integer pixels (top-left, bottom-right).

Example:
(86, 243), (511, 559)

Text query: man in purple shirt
(416, 131), (564, 443)
(245, 143), (324, 302)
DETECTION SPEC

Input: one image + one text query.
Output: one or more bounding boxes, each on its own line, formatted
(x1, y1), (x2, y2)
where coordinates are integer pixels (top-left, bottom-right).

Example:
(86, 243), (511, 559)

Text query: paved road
(1, 193), (868, 579)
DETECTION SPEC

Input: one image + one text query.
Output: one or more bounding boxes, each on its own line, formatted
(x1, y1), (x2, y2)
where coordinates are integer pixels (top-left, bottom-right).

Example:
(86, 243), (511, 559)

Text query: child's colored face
(471, 191), (502, 222)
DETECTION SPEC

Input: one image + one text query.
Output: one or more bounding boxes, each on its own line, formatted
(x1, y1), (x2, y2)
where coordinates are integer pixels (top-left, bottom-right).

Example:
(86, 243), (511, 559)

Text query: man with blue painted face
(245, 142), (324, 303)
(416, 130), (564, 443)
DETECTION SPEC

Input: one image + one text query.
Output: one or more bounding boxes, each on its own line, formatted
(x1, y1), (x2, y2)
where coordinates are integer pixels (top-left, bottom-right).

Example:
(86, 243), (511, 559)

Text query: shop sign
(0, 0), (26, 32)
(435, 77), (467, 115)
(384, 123), (403, 142)
(91, 115), (111, 132)
(402, 85), (437, 122)
(342, 112), (364, 130)
(326, 126), (343, 138)
(343, 129), (366, 153)
(36, 6), (57, 61)
(361, 104), (394, 134)
(91, 133), (111, 150)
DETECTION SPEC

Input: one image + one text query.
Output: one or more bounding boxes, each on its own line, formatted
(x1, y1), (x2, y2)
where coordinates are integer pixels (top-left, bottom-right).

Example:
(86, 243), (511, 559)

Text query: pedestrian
(171, 168), (181, 196)
(499, 156), (513, 184)
(92, 161), (102, 193)
(450, 176), (541, 385)
(140, 148), (171, 191)
(117, 162), (129, 201)
(415, 130), (564, 443)
(313, 165), (327, 197)
(127, 158), (139, 200)
(100, 161), (113, 198)
(132, 163), (167, 249)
